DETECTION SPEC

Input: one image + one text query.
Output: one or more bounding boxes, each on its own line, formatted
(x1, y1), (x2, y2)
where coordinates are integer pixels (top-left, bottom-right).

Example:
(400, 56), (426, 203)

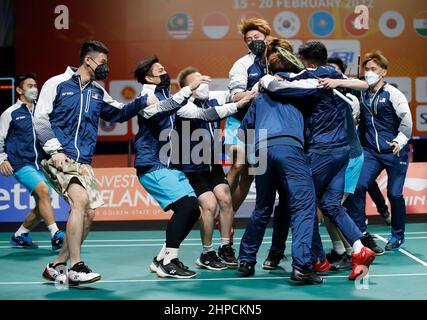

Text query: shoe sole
(42, 270), (56, 282)
(237, 270), (255, 277)
(262, 264), (279, 270)
(196, 258), (228, 271)
(10, 242), (38, 249)
(224, 262), (238, 268)
(290, 276), (323, 285)
(69, 275), (102, 286)
(150, 262), (159, 273)
(348, 254), (376, 280)
(156, 266), (197, 279)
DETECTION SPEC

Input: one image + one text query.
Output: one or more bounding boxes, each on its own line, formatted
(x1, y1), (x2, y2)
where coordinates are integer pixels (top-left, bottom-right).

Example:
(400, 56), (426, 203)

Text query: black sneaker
(262, 250), (284, 270)
(379, 210), (391, 225)
(361, 232), (385, 256)
(156, 258), (197, 279)
(196, 251), (228, 271)
(290, 267), (323, 285)
(218, 244), (238, 267)
(330, 254), (352, 271)
(326, 250), (345, 264)
(238, 261), (255, 277)
(10, 233), (38, 249)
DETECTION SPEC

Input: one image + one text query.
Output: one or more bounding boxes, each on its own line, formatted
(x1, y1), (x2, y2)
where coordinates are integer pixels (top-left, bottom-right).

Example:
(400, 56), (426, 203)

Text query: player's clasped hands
(52, 152), (71, 171)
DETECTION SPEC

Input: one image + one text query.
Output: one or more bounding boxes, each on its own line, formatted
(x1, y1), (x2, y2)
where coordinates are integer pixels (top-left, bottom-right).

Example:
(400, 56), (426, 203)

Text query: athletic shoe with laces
(51, 230), (65, 251)
(68, 261), (101, 285)
(290, 267), (323, 285)
(10, 233), (38, 249)
(313, 259), (331, 273)
(196, 251), (228, 270)
(42, 262), (68, 284)
(218, 244), (238, 267)
(385, 235), (405, 251)
(238, 261), (255, 277)
(156, 258), (197, 279)
(262, 250), (285, 270)
(348, 247), (376, 280)
(379, 210), (391, 225)
(330, 254), (352, 271)
(360, 232), (385, 255)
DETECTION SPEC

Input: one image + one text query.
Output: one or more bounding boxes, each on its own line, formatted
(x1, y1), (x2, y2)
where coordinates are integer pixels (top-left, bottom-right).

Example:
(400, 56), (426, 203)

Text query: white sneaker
(68, 261), (101, 285)
(42, 262), (67, 284)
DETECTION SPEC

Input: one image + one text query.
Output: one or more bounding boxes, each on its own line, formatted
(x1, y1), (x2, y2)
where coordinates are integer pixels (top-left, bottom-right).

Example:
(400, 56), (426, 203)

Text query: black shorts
(185, 165), (229, 197)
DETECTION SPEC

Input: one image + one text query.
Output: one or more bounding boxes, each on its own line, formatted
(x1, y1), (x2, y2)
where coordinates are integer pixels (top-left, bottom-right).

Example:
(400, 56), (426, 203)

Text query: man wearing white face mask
(344, 50), (413, 251)
(0, 73), (65, 251)
(175, 67), (255, 270)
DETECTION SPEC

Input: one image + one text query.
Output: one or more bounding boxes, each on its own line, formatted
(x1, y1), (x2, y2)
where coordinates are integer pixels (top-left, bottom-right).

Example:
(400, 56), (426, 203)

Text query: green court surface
(1, 223), (427, 300)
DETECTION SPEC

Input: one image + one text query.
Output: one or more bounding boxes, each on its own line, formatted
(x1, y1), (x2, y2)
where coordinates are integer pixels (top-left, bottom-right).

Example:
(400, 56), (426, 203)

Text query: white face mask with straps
(193, 83), (209, 100)
(24, 87), (38, 103)
(364, 71), (381, 87)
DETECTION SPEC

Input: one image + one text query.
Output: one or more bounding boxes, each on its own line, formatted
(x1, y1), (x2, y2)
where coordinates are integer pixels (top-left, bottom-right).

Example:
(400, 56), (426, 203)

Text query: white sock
(203, 244), (214, 254)
(220, 238), (230, 247)
(345, 247), (353, 256)
(15, 225), (30, 237)
(47, 223), (59, 237)
(156, 243), (166, 261)
(352, 240), (364, 254)
(332, 241), (346, 255)
(163, 247), (179, 265)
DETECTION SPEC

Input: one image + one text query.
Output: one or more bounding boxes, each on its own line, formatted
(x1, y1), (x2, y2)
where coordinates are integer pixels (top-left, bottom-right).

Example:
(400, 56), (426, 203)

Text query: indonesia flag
(202, 12), (230, 39)
(414, 11), (427, 37)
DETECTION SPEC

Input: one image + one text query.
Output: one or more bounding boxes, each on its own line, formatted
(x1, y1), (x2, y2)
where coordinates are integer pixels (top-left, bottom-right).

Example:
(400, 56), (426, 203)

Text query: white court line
(1, 231), (427, 244)
(1, 236), (427, 249)
(374, 234), (427, 268)
(1, 272), (427, 286)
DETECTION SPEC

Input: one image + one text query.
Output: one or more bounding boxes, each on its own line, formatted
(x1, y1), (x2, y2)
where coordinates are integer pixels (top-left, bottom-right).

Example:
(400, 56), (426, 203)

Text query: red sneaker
(348, 247), (376, 280)
(313, 259), (331, 273)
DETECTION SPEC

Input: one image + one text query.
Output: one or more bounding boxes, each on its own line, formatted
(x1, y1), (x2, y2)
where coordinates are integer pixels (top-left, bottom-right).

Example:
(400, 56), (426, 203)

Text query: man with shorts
(176, 67), (255, 270)
(0, 73), (64, 250)
(35, 41), (192, 285)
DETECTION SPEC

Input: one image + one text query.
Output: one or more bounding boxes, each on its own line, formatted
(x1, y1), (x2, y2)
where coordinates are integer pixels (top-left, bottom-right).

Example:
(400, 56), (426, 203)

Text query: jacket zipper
(85, 90), (91, 113)
(163, 89), (173, 167)
(28, 105), (39, 170)
(363, 89), (381, 153)
(75, 77), (85, 162)
(204, 101), (214, 172)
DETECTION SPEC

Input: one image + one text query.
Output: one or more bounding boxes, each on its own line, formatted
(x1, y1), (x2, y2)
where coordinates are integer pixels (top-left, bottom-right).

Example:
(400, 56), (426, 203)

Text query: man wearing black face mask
(34, 41), (194, 286)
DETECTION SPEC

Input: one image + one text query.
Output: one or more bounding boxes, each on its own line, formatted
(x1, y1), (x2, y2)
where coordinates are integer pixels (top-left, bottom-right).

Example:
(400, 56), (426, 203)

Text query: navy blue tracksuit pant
(344, 147), (409, 239)
(308, 148), (364, 261)
(239, 145), (316, 270)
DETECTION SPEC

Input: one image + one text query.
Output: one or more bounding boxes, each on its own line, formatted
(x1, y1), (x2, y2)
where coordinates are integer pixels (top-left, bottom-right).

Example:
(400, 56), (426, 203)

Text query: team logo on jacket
(166, 12), (194, 39)
(379, 11), (405, 38)
(91, 92), (100, 100)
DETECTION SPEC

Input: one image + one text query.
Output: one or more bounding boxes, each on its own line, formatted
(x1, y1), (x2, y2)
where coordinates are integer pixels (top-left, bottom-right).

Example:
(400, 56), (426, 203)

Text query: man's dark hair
(79, 40), (109, 65)
(15, 73), (37, 91)
(298, 41), (328, 66)
(327, 56), (347, 73)
(177, 67), (199, 88)
(134, 55), (159, 84)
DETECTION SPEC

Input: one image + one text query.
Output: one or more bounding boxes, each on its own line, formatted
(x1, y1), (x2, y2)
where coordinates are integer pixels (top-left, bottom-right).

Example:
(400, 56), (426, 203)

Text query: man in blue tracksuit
(175, 67), (255, 271)
(0, 73), (65, 251)
(34, 41), (186, 286)
(344, 50), (412, 251)
(260, 41), (376, 281)
(133, 56), (246, 279)
(237, 50), (322, 284)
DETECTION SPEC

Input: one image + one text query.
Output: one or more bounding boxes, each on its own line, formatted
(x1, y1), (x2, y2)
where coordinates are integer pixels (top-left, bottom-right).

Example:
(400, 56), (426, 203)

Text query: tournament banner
(14, 0), (427, 138)
(0, 163), (426, 222)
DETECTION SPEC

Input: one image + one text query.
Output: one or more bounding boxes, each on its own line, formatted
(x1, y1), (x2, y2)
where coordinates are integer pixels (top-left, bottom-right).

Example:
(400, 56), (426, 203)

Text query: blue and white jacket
(175, 91), (232, 173)
(0, 100), (45, 171)
(135, 85), (237, 173)
(239, 92), (305, 151)
(228, 52), (267, 121)
(262, 66), (350, 152)
(359, 82), (412, 154)
(33, 67), (186, 165)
